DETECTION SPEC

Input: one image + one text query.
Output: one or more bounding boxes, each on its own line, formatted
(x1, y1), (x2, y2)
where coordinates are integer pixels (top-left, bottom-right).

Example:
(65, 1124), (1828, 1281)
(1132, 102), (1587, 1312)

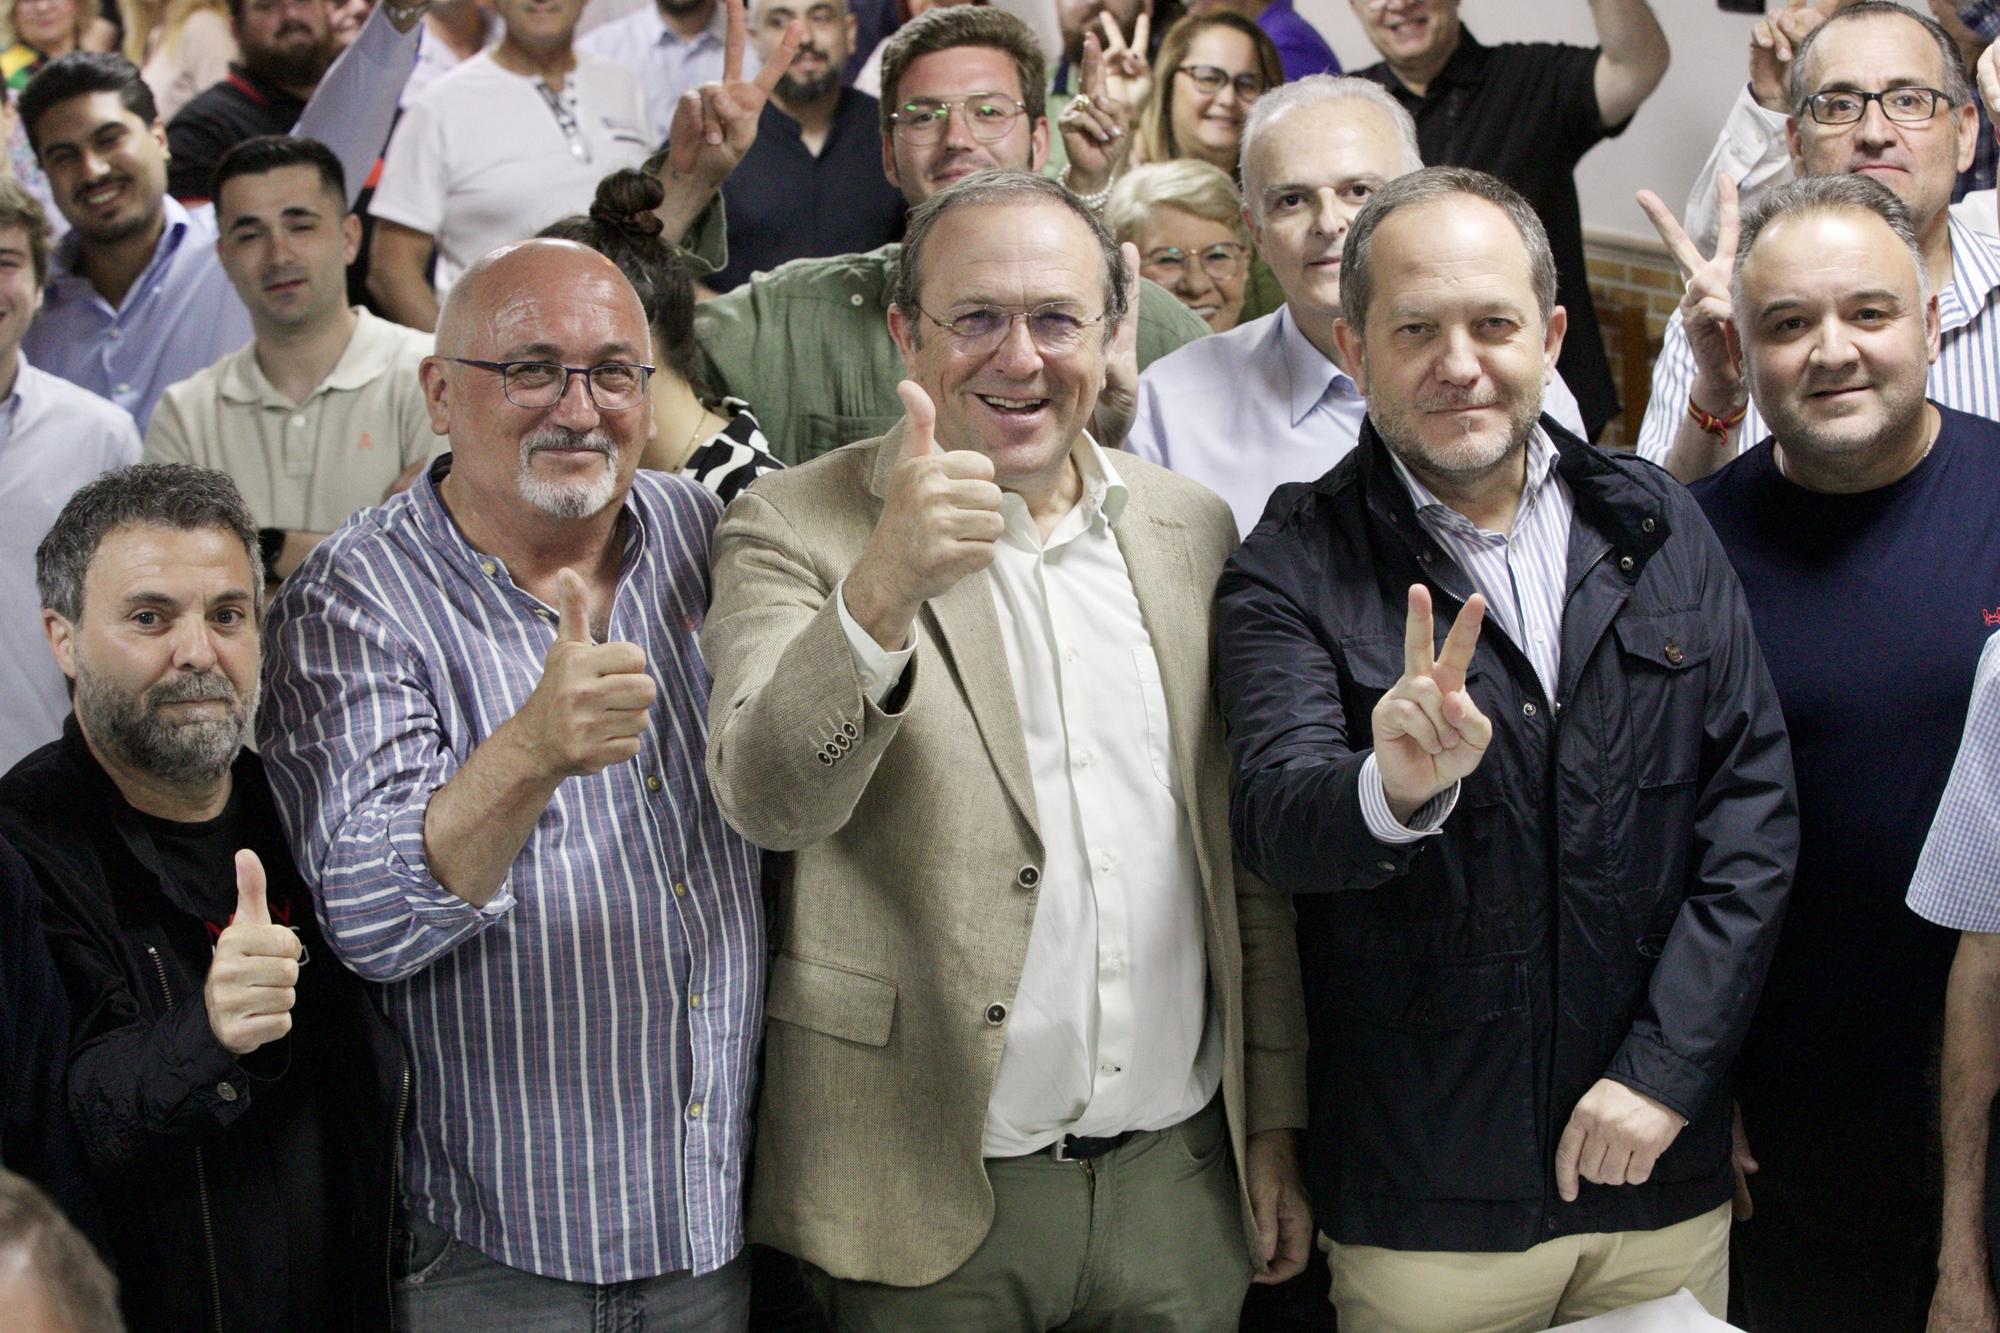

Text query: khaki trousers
(814, 1098), (1251, 1331)
(1325, 1201), (1731, 1333)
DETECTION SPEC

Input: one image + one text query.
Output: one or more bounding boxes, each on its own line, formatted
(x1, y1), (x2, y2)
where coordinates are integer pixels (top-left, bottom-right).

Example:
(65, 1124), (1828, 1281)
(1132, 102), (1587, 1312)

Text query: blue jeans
(393, 1210), (750, 1332)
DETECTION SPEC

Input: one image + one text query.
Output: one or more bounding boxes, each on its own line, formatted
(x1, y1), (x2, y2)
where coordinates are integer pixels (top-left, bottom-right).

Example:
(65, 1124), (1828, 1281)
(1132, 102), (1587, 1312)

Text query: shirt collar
(995, 433), (1129, 546)
(0, 351), (27, 438)
(1941, 212), (2000, 332)
(1385, 422), (1559, 535)
(216, 309), (398, 406)
(49, 194), (194, 290)
(654, 2), (727, 49)
(409, 454), (652, 596)
(1276, 305), (1356, 428)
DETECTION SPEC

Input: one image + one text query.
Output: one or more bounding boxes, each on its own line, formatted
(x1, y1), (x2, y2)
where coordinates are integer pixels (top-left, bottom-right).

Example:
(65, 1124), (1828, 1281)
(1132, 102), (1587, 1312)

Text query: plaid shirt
(1909, 630), (2000, 932)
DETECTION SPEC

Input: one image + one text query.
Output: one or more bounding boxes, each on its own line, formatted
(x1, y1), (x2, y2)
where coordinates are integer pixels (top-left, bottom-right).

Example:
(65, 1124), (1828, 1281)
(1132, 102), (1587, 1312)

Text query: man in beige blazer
(703, 169), (1310, 1329)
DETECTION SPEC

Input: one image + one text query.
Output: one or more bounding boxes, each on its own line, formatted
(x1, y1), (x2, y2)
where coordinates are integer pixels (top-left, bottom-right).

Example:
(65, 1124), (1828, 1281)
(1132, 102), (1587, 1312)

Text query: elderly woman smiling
(1106, 159), (1252, 332)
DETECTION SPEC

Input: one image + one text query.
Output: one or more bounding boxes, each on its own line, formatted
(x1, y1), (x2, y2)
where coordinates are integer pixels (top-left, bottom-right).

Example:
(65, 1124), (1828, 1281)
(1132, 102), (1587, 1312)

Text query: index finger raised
(721, 0), (745, 81)
(752, 18), (804, 95)
(1079, 30), (1103, 96)
(1635, 189), (1704, 277)
(1097, 9), (1126, 53)
(1402, 583), (1435, 680)
(1714, 174), (1740, 259)
(1433, 592), (1486, 695)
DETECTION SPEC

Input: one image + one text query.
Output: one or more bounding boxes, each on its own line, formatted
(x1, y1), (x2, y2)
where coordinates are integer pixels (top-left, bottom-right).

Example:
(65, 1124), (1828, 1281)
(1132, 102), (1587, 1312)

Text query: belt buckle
(1049, 1135), (1075, 1163)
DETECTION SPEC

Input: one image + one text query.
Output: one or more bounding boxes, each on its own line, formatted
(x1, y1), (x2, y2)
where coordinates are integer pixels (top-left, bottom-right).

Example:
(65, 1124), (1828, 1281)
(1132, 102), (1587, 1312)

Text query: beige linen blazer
(703, 424), (1308, 1288)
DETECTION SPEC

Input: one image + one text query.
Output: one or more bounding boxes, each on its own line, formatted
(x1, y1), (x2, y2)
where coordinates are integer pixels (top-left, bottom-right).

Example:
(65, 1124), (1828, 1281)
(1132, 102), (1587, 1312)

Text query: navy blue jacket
(1214, 417), (1797, 1253)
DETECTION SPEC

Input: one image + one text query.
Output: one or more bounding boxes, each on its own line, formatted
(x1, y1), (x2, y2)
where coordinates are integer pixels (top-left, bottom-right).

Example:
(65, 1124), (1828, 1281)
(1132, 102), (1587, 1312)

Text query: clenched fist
(842, 381), (1006, 651)
(205, 850), (302, 1057)
(514, 567), (658, 778)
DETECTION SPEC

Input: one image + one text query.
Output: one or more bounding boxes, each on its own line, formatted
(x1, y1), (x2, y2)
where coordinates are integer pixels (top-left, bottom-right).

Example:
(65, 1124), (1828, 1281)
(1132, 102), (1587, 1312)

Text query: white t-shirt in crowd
(370, 50), (653, 295)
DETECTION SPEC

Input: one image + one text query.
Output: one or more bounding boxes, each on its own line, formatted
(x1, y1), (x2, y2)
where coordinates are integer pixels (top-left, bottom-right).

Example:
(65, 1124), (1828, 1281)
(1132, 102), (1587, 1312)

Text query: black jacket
(1214, 419), (1797, 1253)
(0, 719), (405, 1332)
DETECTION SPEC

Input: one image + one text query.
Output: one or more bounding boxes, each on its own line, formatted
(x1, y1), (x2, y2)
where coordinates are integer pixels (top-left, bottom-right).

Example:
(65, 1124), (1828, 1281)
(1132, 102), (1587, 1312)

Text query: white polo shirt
(371, 50), (653, 294)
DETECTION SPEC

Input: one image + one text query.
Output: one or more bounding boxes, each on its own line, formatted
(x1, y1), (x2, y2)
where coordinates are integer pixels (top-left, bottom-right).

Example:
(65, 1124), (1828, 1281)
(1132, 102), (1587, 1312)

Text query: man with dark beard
(1214, 166), (1795, 1331)
(164, 0), (337, 203)
(1690, 174), (2000, 1331)
(0, 462), (404, 1332)
(708, 0), (903, 291)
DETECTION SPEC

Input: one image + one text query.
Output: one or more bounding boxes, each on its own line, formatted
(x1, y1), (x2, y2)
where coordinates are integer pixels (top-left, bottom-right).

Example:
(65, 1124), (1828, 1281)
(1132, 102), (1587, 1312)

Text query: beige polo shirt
(145, 308), (439, 532)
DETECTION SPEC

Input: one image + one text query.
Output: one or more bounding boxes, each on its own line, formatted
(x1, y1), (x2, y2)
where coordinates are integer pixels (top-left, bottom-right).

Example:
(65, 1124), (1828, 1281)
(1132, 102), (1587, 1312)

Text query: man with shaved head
(258, 238), (766, 1327)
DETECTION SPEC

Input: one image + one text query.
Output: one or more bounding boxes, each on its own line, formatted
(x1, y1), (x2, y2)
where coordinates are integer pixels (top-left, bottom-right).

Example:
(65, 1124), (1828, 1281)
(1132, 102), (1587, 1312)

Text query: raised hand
(1555, 1079), (1686, 1202)
(1098, 10), (1152, 111)
(1372, 584), (1491, 821)
(664, 0), (803, 190)
(1749, 0), (1838, 113)
(1090, 242), (1142, 448)
(1638, 176), (1744, 421)
(840, 380), (1005, 651)
(512, 568), (658, 778)
(204, 850), (303, 1057)
(1059, 30), (1135, 197)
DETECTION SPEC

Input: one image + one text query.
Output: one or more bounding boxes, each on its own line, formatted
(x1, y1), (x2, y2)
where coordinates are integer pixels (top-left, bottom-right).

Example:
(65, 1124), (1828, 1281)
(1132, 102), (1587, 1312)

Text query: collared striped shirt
(1385, 426), (1576, 706)
(1639, 214), (2000, 466)
(258, 460), (764, 1285)
(1908, 629), (2000, 932)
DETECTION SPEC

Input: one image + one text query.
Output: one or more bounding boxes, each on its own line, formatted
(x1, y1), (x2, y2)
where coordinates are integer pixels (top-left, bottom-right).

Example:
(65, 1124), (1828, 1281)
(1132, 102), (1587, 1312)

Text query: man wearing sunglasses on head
(1349, 0), (1670, 443)
(703, 169), (1309, 1328)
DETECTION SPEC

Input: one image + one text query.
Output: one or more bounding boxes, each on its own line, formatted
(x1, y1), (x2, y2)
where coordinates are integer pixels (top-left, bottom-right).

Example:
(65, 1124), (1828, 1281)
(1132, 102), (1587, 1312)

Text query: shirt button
(115, 382), (131, 393)
(985, 1002), (1008, 1026)
(1664, 641), (1685, 666)
(1097, 852), (1114, 872)
(1015, 865), (1039, 889)
(480, 559), (497, 576)
(673, 882), (688, 897)
(848, 292), (864, 306)
(1076, 750), (1092, 768)
(217, 1081), (238, 1102)
(689, 992), (703, 1009)
(291, 414), (306, 427)
(1100, 1063), (1122, 1075)
(646, 775), (663, 793)
(1641, 517), (1657, 533)
(1522, 701), (1538, 717)
(1618, 555), (1635, 572)
(687, 1101), (703, 1119)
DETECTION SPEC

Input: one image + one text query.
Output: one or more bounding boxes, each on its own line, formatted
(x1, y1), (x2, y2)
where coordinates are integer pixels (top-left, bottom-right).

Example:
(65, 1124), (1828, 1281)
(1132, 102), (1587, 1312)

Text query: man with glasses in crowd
(259, 238), (766, 1328)
(702, 168), (1309, 1325)
(1128, 75), (1586, 539)
(681, 5), (1208, 463)
(1348, 0), (1670, 441)
(1638, 1), (2000, 484)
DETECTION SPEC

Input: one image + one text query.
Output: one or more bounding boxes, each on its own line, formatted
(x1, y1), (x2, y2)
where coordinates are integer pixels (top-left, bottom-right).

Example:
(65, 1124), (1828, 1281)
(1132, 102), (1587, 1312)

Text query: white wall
(1289, 1), (1923, 244)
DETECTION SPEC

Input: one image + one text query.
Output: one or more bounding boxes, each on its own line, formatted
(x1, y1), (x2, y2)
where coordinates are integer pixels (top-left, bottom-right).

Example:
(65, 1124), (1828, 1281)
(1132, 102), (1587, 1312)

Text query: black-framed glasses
(888, 94), (1031, 144)
(913, 302), (1106, 355)
(1804, 86), (1950, 126)
(1140, 241), (1250, 285)
(1176, 64), (1267, 102)
(447, 358), (656, 410)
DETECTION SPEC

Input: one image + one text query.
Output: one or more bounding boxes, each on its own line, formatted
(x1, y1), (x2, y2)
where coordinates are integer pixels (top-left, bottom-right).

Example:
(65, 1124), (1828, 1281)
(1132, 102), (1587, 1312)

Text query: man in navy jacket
(1214, 166), (1797, 1332)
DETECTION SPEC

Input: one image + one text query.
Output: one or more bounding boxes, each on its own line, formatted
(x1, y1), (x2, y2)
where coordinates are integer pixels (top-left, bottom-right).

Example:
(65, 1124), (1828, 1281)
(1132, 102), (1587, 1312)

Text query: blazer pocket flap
(1613, 614), (1712, 670)
(766, 953), (897, 1047)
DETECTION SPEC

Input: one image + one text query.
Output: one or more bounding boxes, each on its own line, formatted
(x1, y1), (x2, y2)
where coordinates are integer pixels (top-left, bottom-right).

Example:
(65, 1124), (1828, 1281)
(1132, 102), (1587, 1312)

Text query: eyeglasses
(1803, 86), (1950, 126)
(913, 302), (1106, 355)
(447, 358), (655, 410)
(1140, 241), (1249, 285)
(1175, 64), (1267, 102)
(888, 94), (1031, 144)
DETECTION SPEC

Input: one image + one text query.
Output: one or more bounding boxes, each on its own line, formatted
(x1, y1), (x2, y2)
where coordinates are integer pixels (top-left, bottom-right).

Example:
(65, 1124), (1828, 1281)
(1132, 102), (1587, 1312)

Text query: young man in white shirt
(147, 136), (435, 583)
(367, 0), (652, 329)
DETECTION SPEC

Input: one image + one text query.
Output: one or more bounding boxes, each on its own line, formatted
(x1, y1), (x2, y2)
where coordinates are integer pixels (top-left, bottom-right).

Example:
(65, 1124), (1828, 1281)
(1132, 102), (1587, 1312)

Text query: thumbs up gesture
(204, 850), (303, 1057)
(840, 381), (1007, 652)
(513, 568), (659, 778)
(1373, 585), (1493, 822)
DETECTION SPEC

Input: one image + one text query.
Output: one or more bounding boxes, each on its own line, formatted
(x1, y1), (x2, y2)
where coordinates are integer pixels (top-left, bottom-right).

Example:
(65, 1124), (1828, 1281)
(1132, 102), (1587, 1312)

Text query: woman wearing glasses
(1133, 12), (1281, 178)
(1105, 159), (1252, 332)
(540, 168), (783, 503)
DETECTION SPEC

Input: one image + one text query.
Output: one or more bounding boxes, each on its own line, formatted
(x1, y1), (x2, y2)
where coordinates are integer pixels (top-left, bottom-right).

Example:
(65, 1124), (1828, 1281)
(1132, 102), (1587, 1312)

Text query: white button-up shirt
(1128, 305), (1587, 539)
(838, 439), (1220, 1156)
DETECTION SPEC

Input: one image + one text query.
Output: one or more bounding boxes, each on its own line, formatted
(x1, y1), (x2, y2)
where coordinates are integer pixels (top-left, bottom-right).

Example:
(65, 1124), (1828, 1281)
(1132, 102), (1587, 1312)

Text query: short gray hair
(0, 1169), (122, 1333)
(1338, 166), (1557, 337)
(37, 464), (264, 622)
(1732, 172), (1931, 323)
(1104, 160), (1249, 247)
(891, 170), (1132, 339)
(1240, 75), (1422, 220)
(1788, 1), (1974, 117)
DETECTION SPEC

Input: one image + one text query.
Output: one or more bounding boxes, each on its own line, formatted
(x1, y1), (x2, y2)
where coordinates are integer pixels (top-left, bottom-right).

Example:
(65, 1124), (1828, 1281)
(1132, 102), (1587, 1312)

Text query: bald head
(435, 238), (650, 360)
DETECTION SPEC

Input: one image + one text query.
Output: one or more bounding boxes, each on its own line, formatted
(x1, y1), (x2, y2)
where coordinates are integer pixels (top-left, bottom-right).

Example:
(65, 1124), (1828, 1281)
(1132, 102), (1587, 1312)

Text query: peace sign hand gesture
(1637, 176), (1745, 420)
(663, 0), (804, 190)
(1059, 29), (1135, 197)
(1372, 585), (1491, 823)
(1097, 11), (1152, 112)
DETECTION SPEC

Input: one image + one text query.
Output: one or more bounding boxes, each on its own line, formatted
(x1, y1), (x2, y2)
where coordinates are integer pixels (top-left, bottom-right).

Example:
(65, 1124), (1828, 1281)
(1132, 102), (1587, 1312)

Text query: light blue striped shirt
(258, 459), (765, 1284)
(1637, 214), (2000, 465)
(1908, 629), (2000, 932)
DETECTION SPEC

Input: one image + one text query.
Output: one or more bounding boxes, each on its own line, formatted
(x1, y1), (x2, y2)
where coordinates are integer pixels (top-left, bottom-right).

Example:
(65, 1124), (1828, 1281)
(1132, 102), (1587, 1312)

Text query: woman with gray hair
(1105, 158), (1260, 332)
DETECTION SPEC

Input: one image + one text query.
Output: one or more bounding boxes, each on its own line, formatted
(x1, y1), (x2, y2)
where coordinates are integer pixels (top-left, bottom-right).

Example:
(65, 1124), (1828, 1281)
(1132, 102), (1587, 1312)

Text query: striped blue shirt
(1638, 214), (2000, 466)
(258, 460), (765, 1284)
(1908, 629), (2000, 932)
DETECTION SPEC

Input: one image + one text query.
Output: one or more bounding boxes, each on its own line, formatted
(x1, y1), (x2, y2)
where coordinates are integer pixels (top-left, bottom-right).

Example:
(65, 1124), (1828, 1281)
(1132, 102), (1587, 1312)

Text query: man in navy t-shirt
(1692, 174), (2000, 1331)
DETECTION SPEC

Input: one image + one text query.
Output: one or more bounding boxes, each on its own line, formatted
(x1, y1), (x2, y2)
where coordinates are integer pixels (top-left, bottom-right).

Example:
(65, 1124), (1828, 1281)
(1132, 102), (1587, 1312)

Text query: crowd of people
(0, 0), (1997, 1331)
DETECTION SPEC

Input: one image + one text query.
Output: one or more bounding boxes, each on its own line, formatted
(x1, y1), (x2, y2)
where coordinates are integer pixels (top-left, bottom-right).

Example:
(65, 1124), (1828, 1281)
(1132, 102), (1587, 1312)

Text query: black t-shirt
(709, 88), (907, 293)
(1692, 404), (2000, 1203)
(165, 66), (306, 203)
(1358, 30), (1624, 439)
(136, 796), (338, 1329)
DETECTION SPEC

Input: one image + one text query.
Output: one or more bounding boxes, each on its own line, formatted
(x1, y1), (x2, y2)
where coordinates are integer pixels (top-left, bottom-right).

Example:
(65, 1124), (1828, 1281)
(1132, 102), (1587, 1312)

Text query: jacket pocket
(1324, 952), (1540, 1201)
(764, 952), (898, 1047)
(1613, 613), (1711, 788)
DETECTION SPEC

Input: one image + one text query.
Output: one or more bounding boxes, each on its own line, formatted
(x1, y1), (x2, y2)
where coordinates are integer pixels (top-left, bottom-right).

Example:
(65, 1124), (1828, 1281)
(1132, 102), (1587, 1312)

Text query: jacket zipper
(145, 945), (225, 1333)
(385, 1061), (410, 1331)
